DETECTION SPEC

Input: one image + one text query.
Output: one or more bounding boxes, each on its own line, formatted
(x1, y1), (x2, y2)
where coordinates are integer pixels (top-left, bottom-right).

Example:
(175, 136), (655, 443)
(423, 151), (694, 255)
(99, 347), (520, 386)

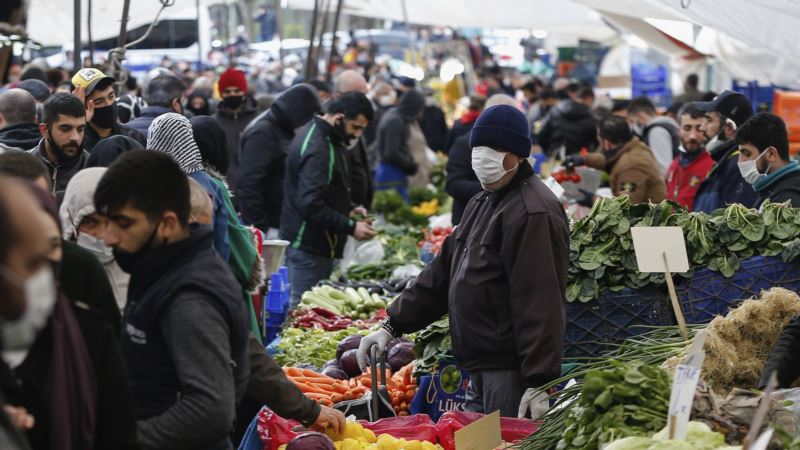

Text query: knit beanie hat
(469, 104), (532, 158)
(147, 113), (204, 174)
(218, 68), (247, 93)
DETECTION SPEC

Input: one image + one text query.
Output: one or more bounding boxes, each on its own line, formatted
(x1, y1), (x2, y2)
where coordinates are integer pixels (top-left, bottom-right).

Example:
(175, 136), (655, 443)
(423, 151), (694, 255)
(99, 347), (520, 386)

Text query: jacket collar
(488, 160), (534, 206)
(128, 226), (215, 288)
(32, 138), (87, 170)
(753, 160), (800, 192)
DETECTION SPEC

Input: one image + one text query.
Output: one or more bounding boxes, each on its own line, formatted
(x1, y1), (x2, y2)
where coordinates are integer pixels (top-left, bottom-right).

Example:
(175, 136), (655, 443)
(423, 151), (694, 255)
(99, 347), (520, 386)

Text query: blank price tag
(630, 227), (689, 273)
(666, 331), (707, 440)
(455, 411), (502, 450)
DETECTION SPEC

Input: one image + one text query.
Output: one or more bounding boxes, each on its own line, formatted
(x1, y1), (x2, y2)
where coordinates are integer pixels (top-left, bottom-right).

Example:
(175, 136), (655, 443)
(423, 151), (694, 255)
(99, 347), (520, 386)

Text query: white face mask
(77, 233), (114, 263)
(0, 265), (57, 357)
(738, 149), (771, 185)
(378, 93), (396, 107)
(471, 146), (519, 189)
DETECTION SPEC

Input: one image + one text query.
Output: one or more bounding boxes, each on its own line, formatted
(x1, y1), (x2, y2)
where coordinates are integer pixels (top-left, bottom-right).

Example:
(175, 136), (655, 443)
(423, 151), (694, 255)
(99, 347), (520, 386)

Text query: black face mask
(332, 119), (356, 147)
(222, 95), (244, 110)
(187, 102), (210, 116)
(113, 221), (161, 274)
(91, 103), (118, 129)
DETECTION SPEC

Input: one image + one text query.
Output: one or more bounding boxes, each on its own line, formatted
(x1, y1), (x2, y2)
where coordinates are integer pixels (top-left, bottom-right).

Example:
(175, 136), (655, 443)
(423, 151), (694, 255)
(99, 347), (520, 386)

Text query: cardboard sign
(666, 331), (707, 440)
(455, 410), (502, 450)
(631, 226), (689, 273)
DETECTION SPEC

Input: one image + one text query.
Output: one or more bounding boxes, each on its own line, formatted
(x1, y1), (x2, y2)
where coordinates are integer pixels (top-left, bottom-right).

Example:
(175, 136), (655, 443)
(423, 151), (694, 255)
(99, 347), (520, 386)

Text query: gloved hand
(518, 388), (549, 420)
(577, 189), (596, 208)
(356, 328), (393, 372)
(563, 155), (585, 170)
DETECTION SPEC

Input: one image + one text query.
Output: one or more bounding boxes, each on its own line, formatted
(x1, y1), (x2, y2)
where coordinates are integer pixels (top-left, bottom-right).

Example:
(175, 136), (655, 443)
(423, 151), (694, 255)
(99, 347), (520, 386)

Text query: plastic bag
(428, 213), (452, 230)
(391, 264), (422, 279)
(340, 237), (385, 272)
(409, 360), (469, 422)
(358, 414), (438, 442)
(436, 411), (539, 450)
(256, 407), (301, 450)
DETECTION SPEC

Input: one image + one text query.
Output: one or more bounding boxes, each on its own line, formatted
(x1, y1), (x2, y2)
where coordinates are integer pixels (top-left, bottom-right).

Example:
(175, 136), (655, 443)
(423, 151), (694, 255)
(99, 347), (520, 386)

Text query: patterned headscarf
(147, 113), (204, 174)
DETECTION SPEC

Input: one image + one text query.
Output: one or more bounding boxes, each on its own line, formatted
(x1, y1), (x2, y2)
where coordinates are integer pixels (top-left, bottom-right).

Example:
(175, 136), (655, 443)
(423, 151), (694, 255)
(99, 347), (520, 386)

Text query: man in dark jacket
(214, 68), (259, 184)
(281, 92), (377, 303)
(127, 74), (186, 136)
(419, 89), (449, 152)
(331, 70), (374, 209)
(735, 113), (800, 207)
(358, 105), (568, 419)
(70, 68), (146, 152)
(28, 93), (89, 197)
(238, 84), (321, 236)
(537, 91), (598, 158)
(94, 151), (250, 450)
(693, 91), (757, 212)
(0, 89), (40, 152)
(372, 90), (425, 200)
(628, 95), (680, 176)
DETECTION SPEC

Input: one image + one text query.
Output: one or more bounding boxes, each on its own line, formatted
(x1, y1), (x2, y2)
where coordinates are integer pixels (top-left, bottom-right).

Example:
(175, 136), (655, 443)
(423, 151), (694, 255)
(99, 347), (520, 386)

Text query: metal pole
(196, 0), (203, 71)
(325, 0), (343, 81)
(73, 0), (82, 71)
(313, 0), (331, 79)
(117, 0), (131, 49)
(400, 0), (416, 64)
(273, 0), (283, 60)
(304, 0), (320, 81)
(87, 0), (94, 65)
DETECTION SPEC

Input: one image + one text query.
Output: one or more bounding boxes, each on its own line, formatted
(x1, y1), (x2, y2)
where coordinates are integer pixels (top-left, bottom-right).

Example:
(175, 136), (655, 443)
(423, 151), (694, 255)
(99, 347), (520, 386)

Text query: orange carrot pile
(283, 367), (367, 406)
(388, 363), (417, 416)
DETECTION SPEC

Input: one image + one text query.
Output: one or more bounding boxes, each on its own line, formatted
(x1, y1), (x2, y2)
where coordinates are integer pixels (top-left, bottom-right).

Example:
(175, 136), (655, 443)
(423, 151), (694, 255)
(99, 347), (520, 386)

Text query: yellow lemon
(363, 428), (377, 444)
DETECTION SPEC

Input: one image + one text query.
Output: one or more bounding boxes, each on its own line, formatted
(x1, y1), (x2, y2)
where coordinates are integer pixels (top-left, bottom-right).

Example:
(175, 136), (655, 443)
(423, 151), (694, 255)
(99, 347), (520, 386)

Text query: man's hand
(356, 328), (393, 372)
(4, 406), (34, 431)
(353, 221), (376, 241)
(311, 405), (346, 434)
(350, 206), (368, 219)
(72, 86), (94, 123)
(518, 388), (549, 420)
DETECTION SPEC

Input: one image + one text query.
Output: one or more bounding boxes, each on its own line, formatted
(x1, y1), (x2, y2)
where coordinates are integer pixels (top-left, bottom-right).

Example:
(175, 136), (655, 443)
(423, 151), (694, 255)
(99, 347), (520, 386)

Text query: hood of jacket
(85, 134), (143, 168)
(147, 113), (205, 174)
(271, 84), (322, 132)
(556, 99), (593, 121)
(59, 167), (108, 240)
(0, 122), (41, 151)
(648, 115), (678, 129)
(396, 90), (426, 121)
(190, 116), (230, 174)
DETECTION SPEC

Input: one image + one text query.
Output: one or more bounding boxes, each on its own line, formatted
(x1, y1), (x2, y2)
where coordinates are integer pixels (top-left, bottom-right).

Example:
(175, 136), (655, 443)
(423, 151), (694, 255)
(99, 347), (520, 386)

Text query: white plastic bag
(339, 238), (385, 272)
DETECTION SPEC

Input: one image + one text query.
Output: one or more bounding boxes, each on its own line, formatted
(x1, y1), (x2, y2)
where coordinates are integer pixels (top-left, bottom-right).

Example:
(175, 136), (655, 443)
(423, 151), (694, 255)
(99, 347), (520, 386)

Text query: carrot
(300, 368), (329, 378)
(284, 367), (303, 377)
(289, 377), (335, 384)
(330, 383), (348, 394)
(343, 391), (354, 401)
(319, 398), (333, 407)
(296, 383), (331, 395)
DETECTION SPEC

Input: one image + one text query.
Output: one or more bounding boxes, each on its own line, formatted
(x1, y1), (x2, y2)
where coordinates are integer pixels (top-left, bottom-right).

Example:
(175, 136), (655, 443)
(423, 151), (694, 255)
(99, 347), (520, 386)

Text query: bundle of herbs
(567, 198), (800, 302)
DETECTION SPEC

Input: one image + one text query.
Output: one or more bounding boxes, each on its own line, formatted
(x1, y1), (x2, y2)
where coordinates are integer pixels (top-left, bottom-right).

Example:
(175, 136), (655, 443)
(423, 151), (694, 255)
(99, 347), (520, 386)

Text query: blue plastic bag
(409, 360), (470, 421)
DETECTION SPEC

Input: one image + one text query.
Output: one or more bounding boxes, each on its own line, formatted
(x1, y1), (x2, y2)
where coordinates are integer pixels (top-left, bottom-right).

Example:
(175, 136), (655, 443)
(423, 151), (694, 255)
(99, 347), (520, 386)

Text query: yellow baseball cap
(71, 68), (114, 96)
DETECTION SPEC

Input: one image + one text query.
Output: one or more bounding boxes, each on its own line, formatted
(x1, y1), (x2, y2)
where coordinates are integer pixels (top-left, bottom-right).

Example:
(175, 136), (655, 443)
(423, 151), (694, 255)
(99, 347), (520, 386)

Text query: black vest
(121, 227), (250, 428)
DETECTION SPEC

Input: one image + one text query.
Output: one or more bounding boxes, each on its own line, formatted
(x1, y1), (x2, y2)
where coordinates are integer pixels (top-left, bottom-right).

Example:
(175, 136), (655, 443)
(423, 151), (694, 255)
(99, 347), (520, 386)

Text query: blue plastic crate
(675, 256), (800, 324)
(564, 286), (674, 359)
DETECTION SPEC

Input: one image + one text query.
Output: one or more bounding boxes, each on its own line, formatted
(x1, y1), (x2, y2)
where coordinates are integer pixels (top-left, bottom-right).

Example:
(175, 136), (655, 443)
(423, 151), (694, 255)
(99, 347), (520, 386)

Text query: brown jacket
(387, 163), (568, 388)
(585, 137), (666, 204)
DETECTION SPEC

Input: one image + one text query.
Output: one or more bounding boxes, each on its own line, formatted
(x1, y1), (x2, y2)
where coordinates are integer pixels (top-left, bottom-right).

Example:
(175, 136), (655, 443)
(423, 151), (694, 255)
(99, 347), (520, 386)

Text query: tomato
(571, 174), (582, 183)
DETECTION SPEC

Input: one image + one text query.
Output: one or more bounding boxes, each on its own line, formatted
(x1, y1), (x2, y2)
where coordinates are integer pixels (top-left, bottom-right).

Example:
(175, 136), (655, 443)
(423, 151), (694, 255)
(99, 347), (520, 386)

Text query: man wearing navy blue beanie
(358, 105), (569, 419)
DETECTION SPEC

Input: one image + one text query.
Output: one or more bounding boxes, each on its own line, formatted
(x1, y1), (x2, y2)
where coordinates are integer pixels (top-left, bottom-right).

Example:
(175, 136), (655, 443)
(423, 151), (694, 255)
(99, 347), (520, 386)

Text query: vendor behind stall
(357, 105), (569, 419)
(566, 115), (666, 205)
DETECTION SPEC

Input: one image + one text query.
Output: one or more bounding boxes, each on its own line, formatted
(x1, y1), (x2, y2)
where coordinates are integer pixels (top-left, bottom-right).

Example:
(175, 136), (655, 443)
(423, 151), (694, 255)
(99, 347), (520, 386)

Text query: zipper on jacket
(51, 166), (57, 194)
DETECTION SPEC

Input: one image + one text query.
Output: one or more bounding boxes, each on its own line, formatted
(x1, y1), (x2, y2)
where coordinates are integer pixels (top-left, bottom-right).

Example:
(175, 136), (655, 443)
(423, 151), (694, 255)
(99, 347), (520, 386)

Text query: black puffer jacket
(213, 96), (260, 183)
(760, 313), (800, 388)
(238, 85), (321, 232)
(537, 100), (598, 156)
(371, 91), (425, 174)
(0, 123), (41, 152)
(445, 133), (482, 225)
(280, 117), (356, 259)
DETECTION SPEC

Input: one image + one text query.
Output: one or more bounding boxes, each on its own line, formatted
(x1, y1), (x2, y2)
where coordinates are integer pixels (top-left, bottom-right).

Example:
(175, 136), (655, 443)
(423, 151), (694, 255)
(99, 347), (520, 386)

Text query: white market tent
(24, 0), (800, 87)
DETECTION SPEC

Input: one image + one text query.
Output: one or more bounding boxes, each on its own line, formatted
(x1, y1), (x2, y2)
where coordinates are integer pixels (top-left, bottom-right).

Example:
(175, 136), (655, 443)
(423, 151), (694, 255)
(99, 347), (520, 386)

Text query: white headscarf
(59, 167), (108, 240)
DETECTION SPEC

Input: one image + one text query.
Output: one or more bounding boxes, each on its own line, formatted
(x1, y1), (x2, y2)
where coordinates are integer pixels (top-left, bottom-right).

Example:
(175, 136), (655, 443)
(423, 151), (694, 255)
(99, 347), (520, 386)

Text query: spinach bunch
(412, 317), (452, 378)
(556, 361), (671, 450)
(567, 199), (800, 302)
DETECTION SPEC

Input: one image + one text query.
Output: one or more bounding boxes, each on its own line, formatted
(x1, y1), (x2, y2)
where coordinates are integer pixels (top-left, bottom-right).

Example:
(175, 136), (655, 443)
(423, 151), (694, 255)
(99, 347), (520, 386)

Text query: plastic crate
(564, 285), (674, 359)
(675, 256), (800, 324)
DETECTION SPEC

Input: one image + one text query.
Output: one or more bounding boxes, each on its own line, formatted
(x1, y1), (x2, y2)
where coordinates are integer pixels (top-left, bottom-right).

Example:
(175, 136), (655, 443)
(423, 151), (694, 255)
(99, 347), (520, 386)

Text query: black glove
(577, 189), (595, 208)
(564, 155), (585, 170)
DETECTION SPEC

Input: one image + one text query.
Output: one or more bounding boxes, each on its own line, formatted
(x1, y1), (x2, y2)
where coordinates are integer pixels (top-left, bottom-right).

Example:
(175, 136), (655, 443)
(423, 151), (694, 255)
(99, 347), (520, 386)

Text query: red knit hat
(218, 68), (247, 92)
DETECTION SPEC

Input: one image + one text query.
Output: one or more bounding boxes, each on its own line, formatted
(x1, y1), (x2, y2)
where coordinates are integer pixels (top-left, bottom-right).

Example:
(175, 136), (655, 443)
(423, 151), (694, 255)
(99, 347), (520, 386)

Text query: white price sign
(666, 331), (707, 440)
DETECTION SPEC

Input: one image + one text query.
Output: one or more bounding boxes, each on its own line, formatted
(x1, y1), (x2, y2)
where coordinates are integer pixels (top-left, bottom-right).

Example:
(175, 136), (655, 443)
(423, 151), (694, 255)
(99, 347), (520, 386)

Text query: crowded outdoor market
(1, 0), (800, 449)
